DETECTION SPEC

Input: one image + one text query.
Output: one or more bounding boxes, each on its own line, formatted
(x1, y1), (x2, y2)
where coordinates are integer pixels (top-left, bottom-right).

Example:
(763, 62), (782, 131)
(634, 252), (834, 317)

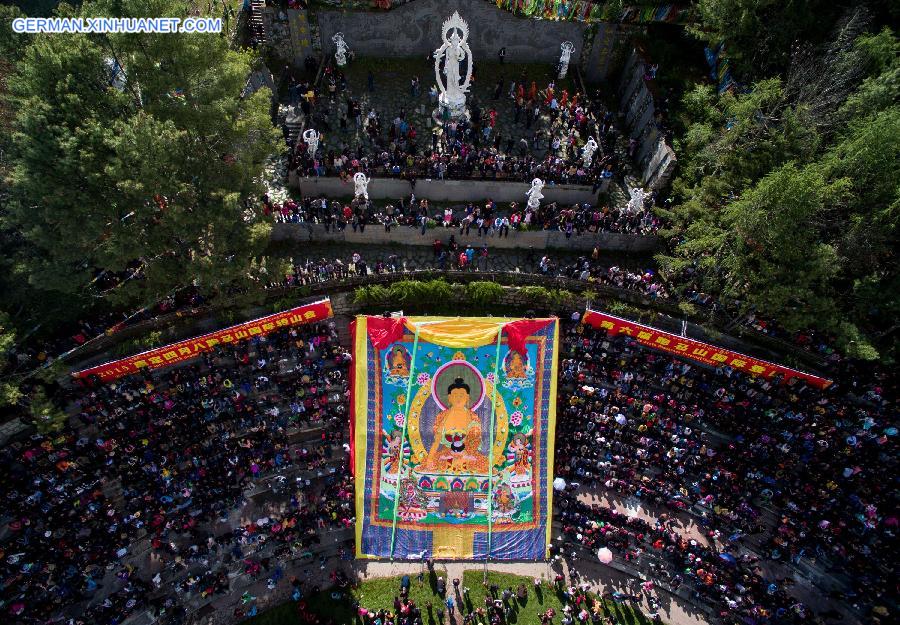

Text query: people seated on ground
(553, 321), (894, 624)
(0, 321), (351, 625)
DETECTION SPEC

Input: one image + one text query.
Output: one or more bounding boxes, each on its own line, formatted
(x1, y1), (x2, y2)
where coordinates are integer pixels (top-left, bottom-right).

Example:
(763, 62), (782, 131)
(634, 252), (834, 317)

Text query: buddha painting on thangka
(353, 315), (559, 561)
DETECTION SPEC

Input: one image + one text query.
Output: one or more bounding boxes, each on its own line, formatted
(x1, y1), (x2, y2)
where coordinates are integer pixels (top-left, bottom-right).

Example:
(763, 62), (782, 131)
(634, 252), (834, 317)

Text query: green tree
(719, 163), (849, 332)
(0, 5), (27, 60)
(689, 0), (840, 78)
(4, 0), (280, 310)
(661, 27), (899, 359)
(0, 311), (22, 408)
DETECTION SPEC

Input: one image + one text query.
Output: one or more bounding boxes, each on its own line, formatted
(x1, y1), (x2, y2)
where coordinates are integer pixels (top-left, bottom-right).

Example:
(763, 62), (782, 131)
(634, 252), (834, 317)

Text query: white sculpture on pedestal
(302, 129), (319, 158)
(626, 186), (649, 214)
(332, 33), (350, 67)
(581, 136), (599, 168)
(433, 11), (473, 122)
(353, 172), (370, 201)
(559, 41), (575, 79)
(526, 178), (545, 211)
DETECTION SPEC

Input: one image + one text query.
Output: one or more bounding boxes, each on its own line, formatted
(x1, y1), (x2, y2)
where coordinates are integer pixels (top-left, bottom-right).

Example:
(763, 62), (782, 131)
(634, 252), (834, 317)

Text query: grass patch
(248, 571), (656, 625)
(460, 570), (566, 625)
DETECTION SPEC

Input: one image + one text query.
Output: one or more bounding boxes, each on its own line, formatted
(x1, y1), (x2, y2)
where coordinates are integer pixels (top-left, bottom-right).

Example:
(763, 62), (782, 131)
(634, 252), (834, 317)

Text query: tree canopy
(662, 16), (899, 360)
(3, 0), (280, 314)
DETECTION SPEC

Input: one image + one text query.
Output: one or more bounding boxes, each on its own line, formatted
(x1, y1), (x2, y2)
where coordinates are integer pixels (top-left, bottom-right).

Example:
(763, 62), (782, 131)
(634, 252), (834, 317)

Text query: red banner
(582, 310), (831, 389)
(73, 299), (334, 382)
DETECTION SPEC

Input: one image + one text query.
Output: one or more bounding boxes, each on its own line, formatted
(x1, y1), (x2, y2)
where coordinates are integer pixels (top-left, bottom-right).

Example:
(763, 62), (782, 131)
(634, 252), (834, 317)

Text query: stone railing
(271, 221), (659, 252)
(292, 174), (610, 203)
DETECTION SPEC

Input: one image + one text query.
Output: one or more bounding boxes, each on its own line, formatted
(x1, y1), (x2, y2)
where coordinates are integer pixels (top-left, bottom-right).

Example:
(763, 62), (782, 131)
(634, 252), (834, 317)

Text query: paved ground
(576, 486), (713, 548)
(311, 58), (578, 160)
(269, 240), (654, 274)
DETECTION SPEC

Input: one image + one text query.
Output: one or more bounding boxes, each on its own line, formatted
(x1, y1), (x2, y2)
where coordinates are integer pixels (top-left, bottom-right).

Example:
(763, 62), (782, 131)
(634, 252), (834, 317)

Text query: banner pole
(389, 326), (421, 561)
(485, 324), (504, 579)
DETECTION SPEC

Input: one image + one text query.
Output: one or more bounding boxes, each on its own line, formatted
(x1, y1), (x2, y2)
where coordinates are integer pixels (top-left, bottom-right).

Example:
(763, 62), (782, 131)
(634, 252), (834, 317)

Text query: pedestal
(433, 92), (469, 124)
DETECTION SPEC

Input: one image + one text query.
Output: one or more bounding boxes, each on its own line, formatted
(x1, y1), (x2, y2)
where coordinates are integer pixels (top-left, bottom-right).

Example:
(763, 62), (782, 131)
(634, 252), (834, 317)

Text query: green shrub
(466, 281), (504, 306)
(519, 286), (550, 302)
(548, 289), (576, 308)
(114, 330), (163, 356)
(30, 388), (68, 434)
(607, 301), (643, 318)
(271, 296), (296, 313)
(353, 284), (391, 306)
(677, 301), (699, 318)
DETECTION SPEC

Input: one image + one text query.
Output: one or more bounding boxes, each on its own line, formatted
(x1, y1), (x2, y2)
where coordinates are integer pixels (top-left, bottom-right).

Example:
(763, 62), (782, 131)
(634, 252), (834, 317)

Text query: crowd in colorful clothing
(0, 321), (351, 624)
(553, 321), (896, 624)
(288, 69), (621, 188)
(2, 288), (895, 625)
(267, 193), (660, 236)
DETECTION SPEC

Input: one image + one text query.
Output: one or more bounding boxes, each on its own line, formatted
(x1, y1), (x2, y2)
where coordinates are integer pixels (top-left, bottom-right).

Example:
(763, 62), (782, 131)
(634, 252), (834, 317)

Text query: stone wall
(271, 222), (660, 253)
(292, 174), (609, 203)
(314, 0), (588, 63)
(581, 23), (630, 83)
(617, 48), (676, 190)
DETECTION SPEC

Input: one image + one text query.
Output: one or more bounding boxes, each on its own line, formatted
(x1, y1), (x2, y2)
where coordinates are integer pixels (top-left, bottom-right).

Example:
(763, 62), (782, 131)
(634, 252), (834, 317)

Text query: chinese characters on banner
(72, 299), (333, 382)
(582, 310), (831, 389)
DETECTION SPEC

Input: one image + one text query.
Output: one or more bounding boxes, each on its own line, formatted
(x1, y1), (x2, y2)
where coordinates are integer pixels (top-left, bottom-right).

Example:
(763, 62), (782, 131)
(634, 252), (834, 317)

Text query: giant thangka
(352, 316), (559, 560)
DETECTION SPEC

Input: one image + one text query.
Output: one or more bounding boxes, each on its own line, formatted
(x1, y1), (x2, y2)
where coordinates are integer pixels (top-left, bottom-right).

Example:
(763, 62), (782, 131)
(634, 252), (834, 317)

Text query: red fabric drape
(366, 315), (407, 349)
(504, 318), (554, 355)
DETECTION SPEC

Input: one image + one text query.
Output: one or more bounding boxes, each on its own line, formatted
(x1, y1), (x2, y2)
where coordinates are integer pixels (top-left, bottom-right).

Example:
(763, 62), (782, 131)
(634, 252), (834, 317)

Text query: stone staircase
(248, 0), (267, 45)
(281, 104), (306, 148)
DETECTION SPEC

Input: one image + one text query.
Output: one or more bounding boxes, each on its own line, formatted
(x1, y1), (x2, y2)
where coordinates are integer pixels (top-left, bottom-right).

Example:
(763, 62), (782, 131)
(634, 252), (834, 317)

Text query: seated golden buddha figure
(506, 351), (527, 378)
(390, 346), (410, 376)
(419, 377), (489, 474)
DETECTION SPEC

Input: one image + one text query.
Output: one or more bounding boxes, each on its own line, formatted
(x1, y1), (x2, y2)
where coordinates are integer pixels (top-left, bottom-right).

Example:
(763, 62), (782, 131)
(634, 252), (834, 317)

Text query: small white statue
(302, 128), (319, 158)
(581, 136), (599, 168)
(627, 186), (649, 214)
(353, 172), (370, 201)
(332, 33), (350, 67)
(434, 12), (473, 121)
(526, 178), (545, 211)
(558, 41), (575, 79)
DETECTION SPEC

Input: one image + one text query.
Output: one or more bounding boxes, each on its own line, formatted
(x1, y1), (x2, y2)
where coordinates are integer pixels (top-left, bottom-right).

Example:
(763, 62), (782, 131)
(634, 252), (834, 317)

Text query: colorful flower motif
(510, 411), (524, 426)
(512, 397), (523, 408)
(394, 412), (406, 428)
(486, 372), (497, 384)
(396, 394), (406, 406)
(416, 372), (431, 385)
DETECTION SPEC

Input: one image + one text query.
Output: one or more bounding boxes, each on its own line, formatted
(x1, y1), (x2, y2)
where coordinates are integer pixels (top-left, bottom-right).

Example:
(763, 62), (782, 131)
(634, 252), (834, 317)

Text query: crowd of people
(3, 289), (207, 385)
(0, 320), (352, 624)
(287, 64), (622, 188)
(272, 247), (668, 303)
(554, 322), (896, 624)
(266, 192), (661, 236)
(1, 301), (894, 625)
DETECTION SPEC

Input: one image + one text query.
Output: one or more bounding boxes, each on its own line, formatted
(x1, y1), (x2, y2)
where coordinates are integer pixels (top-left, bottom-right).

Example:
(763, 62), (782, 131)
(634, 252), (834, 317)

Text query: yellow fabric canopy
(403, 316), (515, 348)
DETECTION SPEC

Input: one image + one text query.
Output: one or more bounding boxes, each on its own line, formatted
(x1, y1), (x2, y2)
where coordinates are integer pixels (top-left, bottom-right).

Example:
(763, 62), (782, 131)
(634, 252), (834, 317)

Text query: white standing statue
(433, 11), (473, 122)
(302, 128), (319, 158)
(332, 33), (350, 67)
(559, 41), (575, 79)
(627, 186), (649, 214)
(581, 136), (599, 168)
(526, 178), (545, 211)
(353, 172), (370, 201)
